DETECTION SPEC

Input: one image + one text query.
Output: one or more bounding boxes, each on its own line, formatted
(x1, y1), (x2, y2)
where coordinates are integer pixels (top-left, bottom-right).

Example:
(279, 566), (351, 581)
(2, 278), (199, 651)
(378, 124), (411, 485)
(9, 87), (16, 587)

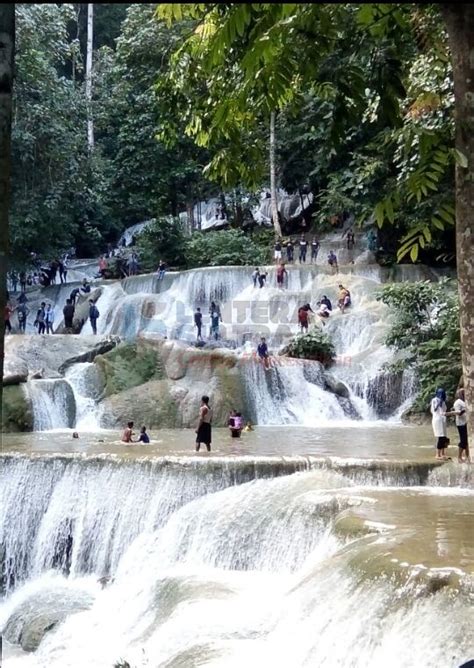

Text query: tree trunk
(269, 111), (282, 238)
(86, 3), (94, 150)
(0, 4), (14, 433)
(442, 4), (474, 437)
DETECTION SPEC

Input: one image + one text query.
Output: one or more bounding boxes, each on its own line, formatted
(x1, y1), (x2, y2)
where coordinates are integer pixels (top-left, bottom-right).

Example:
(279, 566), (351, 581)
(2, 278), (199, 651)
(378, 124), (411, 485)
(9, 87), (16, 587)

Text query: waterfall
(26, 380), (76, 431)
(64, 363), (103, 431)
(0, 455), (472, 667)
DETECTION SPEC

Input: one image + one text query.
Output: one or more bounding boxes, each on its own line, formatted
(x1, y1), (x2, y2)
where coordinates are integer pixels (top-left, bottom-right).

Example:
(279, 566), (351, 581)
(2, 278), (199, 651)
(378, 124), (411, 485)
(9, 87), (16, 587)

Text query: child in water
(138, 426), (150, 444)
(243, 421), (254, 432)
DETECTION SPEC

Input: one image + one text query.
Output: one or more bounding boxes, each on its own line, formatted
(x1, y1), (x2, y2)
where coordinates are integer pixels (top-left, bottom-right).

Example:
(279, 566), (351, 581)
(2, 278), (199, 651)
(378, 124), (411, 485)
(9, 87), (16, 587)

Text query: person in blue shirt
(138, 426), (150, 444)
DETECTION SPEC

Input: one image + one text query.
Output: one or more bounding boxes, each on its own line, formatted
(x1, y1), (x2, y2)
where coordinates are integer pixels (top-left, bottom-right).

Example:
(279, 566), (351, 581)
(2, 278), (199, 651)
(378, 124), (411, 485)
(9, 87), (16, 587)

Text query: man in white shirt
(448, 388), (470, 463)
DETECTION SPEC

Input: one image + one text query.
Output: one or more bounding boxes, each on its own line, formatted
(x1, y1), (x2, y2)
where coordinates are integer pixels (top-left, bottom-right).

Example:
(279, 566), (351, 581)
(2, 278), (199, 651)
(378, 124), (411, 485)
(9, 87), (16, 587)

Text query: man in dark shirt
(63, 298), (75, 330)
(299, 236), (307, 263)
(194, 307), (203, 341)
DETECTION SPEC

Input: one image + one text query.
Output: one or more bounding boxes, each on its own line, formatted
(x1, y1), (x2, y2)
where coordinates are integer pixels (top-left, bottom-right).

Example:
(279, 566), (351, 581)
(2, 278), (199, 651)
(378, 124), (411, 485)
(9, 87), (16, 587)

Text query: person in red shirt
(98, 256), (108, 277)
(276, 262), (287, 288)
(4, 302), (13, 334)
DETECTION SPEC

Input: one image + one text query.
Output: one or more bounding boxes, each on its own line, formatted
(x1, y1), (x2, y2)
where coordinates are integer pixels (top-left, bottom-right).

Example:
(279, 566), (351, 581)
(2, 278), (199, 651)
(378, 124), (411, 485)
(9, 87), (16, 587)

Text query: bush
(135, 217), (187, 272)
(185, 229), (269, 267)
(282, 328), (336, 366)
(376, 278), (462, 410)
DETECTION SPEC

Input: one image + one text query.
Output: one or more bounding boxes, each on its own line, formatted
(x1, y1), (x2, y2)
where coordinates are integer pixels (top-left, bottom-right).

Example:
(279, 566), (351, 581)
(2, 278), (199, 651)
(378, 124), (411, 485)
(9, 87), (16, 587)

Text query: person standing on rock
(195, 395), (212, 452)
(88, 299), (100, 335)
(299, 235), (307, 263)
(286, 238), (294, 263)
(4, 301), (13, 334)
(210, 309), (220, 340)
(63, 298), (75, 330)
(16, 301), (29, 333)
(274, 239), (283, 264)
(257, 337), (270, 370)
(34, 302), (46, 335)
(276, 261), (287, 289)
(430, 388), (449, 460)
(19, 271), (27, 293)
(311, 237), (320, 263)
(194, 307), (203, 341)
(81, 278), (91, 294)
(252, 267), (260, 288)
(328, 250), (338, 274)
(258, 271), (267, 288)
(45, 303), (55, 334)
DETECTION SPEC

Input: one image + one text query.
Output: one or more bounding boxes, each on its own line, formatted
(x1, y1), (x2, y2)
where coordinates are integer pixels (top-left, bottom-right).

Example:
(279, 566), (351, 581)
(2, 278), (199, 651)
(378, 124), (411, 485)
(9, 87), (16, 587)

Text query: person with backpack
(34, 302), (46, 334)
(89, 300), (100, 335)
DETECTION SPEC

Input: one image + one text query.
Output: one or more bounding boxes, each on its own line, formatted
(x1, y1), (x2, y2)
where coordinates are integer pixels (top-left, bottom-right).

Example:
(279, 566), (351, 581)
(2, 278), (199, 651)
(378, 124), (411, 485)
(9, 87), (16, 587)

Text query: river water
(0, 426), (473, 668)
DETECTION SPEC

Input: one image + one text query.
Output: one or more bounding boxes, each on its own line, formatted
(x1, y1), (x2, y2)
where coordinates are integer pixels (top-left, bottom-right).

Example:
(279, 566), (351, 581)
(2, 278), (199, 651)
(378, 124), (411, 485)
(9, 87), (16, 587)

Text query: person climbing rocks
(258, 271), (267, 288)
(45, 303), (55, 334)
(16, 301), (29, 333)
(320, 295), (332, 311)
(138, 426), (150, 444)
(337, 284), (351, 314)
(286, 238), (294, 263)
(252, 267), (260, 288)
(4, 301), (12, 334)
(299, 235), (308, 263)
(274, 239), (283, 263)
(195, 395), (212, 452)
(446, 388), (470, 463)
(88, 299), (100, 335)
(98, 256), (108, 278)
(328, 250), (338, 273)
(34, 302), (46, 335)
(316, 301), (330, 323)
(276, 261), (288, 289)
(430, 388), (449, 460)
(257, 337), (270, 370)
(194, 307), (203, 341)
(122, 421), (134, 444)
(311, 237), (320, 263)
(70, 287), (81, 306)
(63, 298), (75, 330)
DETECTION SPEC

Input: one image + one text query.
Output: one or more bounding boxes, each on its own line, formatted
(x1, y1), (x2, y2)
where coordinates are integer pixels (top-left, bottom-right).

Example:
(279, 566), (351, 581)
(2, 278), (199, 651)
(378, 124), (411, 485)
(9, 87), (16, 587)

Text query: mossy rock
(95, 340), (165, 397)
(99, 380), (179, 429)
(2, 385), (34, 432)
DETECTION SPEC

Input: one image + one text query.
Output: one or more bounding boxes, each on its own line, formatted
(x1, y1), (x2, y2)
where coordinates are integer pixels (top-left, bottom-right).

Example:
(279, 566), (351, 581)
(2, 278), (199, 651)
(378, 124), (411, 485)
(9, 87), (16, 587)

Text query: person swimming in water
(138, 426), (150, 443)
(122, 421), (134, 444)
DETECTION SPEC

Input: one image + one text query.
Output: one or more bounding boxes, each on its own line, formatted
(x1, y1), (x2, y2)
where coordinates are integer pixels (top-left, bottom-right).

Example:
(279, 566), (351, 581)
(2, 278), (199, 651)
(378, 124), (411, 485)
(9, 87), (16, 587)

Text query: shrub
(376, 278), (461, 410)
(185, 229), (269, 267)
(135, 217), (187, 272)
(282, 328), (336, 366)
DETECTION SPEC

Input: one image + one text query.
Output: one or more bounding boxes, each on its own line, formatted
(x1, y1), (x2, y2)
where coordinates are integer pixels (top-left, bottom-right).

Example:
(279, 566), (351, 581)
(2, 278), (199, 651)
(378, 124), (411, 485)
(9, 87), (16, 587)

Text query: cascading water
(26, 380), (76, 431)
(64, 363), (103, 431)
(0, 455), (472, 667)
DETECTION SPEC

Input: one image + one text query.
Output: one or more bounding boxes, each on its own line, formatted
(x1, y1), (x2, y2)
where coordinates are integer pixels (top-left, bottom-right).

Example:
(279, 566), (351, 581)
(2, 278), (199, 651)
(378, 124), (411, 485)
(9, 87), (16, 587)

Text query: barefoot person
(447, 388), (470, 463)
(430, 388), (449, 459)
(195, 395), (212, 452)
(257, 337), (270, 370)
(122, 421), (135, 444)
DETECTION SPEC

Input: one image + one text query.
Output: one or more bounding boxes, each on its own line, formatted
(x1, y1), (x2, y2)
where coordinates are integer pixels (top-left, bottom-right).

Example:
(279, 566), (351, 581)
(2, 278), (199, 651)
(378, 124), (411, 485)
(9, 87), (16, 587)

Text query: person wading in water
(195, 395), (212, 452)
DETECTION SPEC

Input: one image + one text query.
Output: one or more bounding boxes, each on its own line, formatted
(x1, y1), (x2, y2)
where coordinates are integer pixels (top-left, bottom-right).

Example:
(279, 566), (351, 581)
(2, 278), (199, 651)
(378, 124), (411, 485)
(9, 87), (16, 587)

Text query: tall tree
(269, 111), (282, 238)
(441, 4), (474, 434)
(86, 3), (94, 150)
(0, 4), (14, 431)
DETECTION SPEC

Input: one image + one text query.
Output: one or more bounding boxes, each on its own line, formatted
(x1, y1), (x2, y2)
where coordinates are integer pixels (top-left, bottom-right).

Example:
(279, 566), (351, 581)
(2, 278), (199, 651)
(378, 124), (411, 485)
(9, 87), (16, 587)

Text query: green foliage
(185, 229), (269, 268)
(376, 279), (461, 409)
(283, 329), (336, 366)
(96, 342), (165, 397)
(135, 218), (187, 272)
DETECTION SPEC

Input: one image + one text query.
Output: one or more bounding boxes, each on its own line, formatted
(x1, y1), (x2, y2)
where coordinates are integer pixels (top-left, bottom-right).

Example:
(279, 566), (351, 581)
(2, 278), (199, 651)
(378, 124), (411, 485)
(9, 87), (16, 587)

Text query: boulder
(324, 373), (350, 399)
(2, 586), (94, 652)
(3, 355), (28, 385)
(4, 334), (119, 381)
(1, 385), (34, 432)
